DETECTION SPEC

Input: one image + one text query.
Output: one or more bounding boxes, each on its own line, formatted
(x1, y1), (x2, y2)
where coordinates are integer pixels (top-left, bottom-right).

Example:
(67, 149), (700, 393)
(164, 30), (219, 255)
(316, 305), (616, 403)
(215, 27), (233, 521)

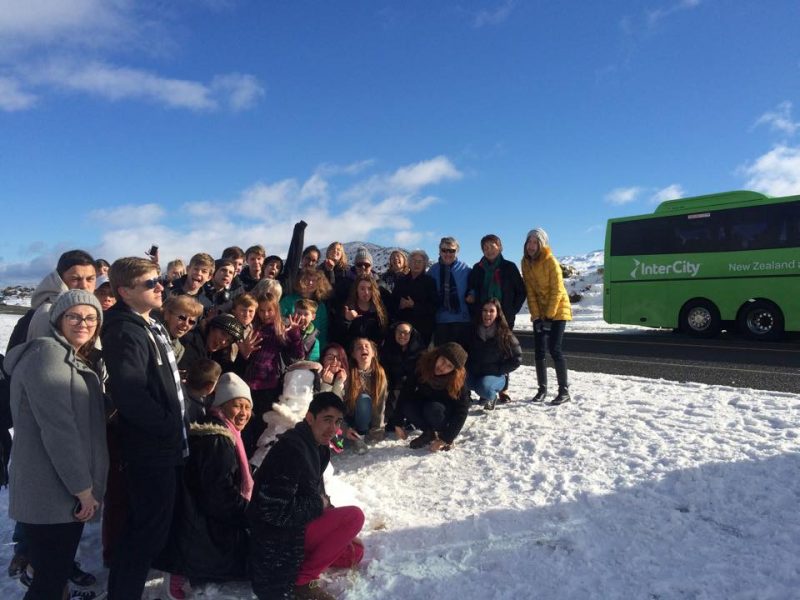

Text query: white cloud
(0, 76), (37, 111)
(394, 230), (423, 246)
(474, 0), (517, 28)
(753, 101), (800, 137)
(88, 203), (166, 227)
(605, 186), (643, 205)
(0, 4), (264, 112)
(647, 0), (701, 27)
(649, 184), (685, 204)
(741, 145), (800, 197)
(387, 156), (463, 190)
(22, 59), (265, 111)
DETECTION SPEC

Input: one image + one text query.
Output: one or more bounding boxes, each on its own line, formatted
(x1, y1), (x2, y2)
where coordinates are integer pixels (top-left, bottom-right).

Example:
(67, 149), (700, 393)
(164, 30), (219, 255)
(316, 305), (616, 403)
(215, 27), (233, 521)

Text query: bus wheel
(680, 299), (721, 337)
(738, 300), (784, 341)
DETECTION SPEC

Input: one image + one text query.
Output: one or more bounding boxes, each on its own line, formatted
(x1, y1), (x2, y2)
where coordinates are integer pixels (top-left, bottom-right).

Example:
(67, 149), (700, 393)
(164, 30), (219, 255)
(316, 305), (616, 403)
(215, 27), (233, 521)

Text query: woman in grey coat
(4, 289), (109, 600)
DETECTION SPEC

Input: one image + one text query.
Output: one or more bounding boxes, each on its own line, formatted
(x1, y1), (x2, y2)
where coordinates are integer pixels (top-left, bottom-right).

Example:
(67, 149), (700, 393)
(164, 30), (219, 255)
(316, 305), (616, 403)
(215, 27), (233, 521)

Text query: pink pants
(296, 506), (365, 585)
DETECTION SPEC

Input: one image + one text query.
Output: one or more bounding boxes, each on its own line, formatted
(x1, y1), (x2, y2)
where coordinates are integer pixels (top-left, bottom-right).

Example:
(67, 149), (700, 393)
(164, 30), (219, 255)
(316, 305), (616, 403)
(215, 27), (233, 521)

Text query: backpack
(6, 308), (35, 353)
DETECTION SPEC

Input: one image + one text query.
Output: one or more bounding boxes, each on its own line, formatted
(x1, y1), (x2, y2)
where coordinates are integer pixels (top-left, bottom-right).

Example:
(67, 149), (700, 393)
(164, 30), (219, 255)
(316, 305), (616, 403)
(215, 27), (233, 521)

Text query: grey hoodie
(4, 328), (108, 524)
(26, 270), (68, 342)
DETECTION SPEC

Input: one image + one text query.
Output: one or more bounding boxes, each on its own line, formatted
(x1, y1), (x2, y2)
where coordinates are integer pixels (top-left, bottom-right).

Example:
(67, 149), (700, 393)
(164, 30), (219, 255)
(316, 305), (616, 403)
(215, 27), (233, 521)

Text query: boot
(551, 360), (570, 405)
(295, 580), (336, 600)
(409, 430), (435, 449)
(531, 360), (547, 403)
(483, 397), (496, 411)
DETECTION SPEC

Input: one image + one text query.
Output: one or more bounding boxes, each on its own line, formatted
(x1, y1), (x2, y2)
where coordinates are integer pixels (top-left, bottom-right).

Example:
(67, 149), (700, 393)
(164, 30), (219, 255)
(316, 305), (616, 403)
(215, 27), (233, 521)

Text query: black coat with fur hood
(157, 415), (249, 582)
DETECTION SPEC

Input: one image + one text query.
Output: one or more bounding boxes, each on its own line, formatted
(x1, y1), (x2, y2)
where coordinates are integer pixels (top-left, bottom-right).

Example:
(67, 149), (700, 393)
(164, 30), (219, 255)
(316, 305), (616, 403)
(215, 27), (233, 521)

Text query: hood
(3, 333), (69, 377)
(31, 270), (68, 310)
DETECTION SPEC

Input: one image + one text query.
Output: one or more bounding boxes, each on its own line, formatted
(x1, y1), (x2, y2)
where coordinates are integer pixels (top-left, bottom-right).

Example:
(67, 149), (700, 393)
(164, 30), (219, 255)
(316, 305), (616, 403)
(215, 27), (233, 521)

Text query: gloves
(534, 319), (552, 333)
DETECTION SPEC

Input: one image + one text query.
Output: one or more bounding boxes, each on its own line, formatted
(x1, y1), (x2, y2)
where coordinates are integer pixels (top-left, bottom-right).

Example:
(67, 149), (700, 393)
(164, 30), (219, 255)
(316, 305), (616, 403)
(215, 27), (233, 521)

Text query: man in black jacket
(102, 257), (188, 600)
(247, 393), (364, 600)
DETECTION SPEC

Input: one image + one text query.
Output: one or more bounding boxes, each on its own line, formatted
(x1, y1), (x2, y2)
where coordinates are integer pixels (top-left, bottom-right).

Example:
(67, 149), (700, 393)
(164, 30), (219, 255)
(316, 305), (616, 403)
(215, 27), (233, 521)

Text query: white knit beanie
(212, 372), (253, 408)
(50, 289), (103, 327)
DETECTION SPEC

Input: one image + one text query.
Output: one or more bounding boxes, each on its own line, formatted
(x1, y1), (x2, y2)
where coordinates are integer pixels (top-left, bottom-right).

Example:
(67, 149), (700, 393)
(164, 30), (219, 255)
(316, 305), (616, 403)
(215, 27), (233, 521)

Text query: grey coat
(4, 330), (109, 524)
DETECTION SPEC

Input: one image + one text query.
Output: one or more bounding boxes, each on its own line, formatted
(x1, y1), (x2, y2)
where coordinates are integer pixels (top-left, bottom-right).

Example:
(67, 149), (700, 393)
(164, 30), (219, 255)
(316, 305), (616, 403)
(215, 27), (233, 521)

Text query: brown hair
(189, 252), (215, 271)
(109, 257), (159, 302)
(479, 298), (515, 357)
(294, 267), (332, 302)
(186, 358), (222, 392)
(56, 310), (101, 363)
(221, 246), (245, 261)
(256, 293), (285, 338)
(344, 338), (388, 416)
(166, 259), (186, 275)
(416, 348), (466, 399)
(294, 297), (318, 313)
(245, 244), (266, 259)
(346, 275), (388, 332)
(232, 292), (258, 309)
(480, 234), (503, 251)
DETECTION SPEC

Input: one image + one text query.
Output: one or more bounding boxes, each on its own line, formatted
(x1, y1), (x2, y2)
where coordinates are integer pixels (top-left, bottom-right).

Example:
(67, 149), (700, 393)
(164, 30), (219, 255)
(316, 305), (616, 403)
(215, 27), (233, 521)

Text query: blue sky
(1, 0), (799, 282)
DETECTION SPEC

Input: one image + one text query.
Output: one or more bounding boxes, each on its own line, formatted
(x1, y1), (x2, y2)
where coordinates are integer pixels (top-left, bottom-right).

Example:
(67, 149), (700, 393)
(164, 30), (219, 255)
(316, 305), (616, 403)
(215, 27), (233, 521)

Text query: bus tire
(680, 299), (721, 338)
(737, 299), (784, 341)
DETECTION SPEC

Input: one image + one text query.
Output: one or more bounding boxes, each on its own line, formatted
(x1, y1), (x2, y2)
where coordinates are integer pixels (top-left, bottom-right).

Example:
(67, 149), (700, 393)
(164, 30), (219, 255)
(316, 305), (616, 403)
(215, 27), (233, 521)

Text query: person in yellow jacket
(521, 228), (572, 405)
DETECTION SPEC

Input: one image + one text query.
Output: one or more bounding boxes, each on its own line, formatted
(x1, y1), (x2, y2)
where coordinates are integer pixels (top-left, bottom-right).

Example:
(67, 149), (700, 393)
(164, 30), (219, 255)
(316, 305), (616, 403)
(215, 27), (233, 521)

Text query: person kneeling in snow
(247, 392), (364, 600)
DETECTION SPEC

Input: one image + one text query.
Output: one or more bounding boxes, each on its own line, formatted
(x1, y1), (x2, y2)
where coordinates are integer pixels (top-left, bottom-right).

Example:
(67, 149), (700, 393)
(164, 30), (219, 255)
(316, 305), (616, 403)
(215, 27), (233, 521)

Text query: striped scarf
(148, 320), (190, 458)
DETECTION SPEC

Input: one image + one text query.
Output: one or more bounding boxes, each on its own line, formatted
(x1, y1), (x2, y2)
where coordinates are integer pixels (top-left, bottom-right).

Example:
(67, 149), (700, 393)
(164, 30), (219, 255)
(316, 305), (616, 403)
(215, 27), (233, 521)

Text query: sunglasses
(177, 314), (198, 326)
(135, 276), (162, 290)
(355, 263), (371, 268)
(440, 248), (456, 254)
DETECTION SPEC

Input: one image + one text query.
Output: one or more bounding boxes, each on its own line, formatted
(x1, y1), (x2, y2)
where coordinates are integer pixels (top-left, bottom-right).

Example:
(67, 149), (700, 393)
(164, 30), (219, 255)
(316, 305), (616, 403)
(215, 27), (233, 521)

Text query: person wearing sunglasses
(160, 295), (204, 365)
(427, 237), (473, 350)
(101, 257), (190, 600)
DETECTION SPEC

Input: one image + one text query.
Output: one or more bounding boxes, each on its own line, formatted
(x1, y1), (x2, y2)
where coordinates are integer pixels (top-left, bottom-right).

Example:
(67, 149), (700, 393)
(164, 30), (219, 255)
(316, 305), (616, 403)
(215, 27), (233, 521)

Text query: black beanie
(209, 314), (244, 343)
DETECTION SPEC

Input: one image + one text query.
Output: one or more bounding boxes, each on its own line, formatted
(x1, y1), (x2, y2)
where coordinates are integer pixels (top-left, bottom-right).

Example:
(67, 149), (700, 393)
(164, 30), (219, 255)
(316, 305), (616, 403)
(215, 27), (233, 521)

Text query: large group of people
(0, 222), (573, 600)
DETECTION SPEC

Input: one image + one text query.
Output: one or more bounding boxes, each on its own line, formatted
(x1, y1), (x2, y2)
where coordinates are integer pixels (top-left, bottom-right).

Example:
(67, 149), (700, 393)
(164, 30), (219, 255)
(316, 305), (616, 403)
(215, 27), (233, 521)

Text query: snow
(0, 256), (798, 598)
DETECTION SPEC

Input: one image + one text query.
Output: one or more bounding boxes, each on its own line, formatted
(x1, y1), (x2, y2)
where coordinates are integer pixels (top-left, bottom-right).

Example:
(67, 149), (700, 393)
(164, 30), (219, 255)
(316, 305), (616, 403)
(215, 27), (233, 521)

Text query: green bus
(603, 190), (800, 340)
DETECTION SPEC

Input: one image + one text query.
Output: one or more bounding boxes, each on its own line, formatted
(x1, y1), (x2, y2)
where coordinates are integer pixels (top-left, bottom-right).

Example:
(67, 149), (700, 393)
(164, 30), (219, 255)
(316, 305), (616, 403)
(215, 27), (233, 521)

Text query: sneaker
(19, 568), (32, 589)
(165, 572), (189, 600)
(8, 553), (27, 579)
(531, 387), (548, 403)
(409, 430), (434, 450)
(550, 388), (571, 406)
(69, 590), (107, 600)
(294, 580), (336, 600)
(70, 561), (96, 587)
(483, 397), (496, 411)
(353, 437), (369, 455)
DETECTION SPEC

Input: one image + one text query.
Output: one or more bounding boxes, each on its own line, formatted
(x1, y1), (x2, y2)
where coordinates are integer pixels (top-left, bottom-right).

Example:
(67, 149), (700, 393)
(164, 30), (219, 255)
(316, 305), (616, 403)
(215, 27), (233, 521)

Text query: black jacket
(239, 266), (261, 293)
(467, 331), (522, 377)
(394, 373), (470, 444)
(101, 303), (186, 466)
(467, 258), (526, 327)
(247, 420), (328, 599)
(380, 325), (425, 392)
(390, 273), (438, 344)
(158, 416), (249, 581)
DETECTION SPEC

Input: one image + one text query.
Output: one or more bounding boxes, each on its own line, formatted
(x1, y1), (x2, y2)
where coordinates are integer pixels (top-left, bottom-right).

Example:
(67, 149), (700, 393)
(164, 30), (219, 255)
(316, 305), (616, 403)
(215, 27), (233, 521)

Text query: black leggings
(22, 521), (84, 600)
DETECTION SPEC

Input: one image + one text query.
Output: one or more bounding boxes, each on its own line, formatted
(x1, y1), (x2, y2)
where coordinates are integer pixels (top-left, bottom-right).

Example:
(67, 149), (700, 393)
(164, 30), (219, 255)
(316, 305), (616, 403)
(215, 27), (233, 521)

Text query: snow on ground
(1, 304), (798, 598)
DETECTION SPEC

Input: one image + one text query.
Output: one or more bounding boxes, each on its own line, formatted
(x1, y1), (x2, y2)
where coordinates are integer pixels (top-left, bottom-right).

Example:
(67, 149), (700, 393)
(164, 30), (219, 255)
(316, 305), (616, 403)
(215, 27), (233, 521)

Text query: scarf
(209, 407), (254, 501)
(477, 322), (497, 341)
(479, 254), (503, 303)
(438, 260), (461, 313)
(147, 319), (189, 458)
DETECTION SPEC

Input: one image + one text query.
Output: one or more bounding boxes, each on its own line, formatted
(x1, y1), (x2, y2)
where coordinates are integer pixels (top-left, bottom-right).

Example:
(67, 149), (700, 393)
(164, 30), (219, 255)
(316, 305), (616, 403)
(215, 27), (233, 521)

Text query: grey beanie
(212, 372), (253, 408)
(50, 289), (103, 327)
(526, 228), (550, 247)
(354, 246), (373, 266)
(438, 342), (468, 370)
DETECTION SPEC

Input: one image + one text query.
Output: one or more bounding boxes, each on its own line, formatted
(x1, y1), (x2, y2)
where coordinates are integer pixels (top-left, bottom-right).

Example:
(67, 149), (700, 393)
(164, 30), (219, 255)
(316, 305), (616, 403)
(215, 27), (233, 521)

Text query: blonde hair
(163, 294), (203, 318)
(326, 242), (349, 269)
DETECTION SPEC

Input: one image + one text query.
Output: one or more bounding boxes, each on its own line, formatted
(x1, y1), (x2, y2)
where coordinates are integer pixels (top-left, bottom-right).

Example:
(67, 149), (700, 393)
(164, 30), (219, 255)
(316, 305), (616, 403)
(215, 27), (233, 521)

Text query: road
(516, 330), (799, 393)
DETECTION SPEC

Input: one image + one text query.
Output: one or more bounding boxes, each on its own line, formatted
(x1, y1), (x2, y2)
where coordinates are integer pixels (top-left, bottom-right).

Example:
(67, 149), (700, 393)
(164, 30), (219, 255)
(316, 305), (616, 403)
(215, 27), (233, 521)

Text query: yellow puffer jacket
(521, 246), (572, 321)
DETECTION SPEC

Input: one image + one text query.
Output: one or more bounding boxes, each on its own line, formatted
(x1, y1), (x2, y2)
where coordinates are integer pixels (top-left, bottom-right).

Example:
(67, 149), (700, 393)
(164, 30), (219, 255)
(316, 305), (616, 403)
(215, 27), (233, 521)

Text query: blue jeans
(349, 393), (373, 435)
(467, 373), (507, 402)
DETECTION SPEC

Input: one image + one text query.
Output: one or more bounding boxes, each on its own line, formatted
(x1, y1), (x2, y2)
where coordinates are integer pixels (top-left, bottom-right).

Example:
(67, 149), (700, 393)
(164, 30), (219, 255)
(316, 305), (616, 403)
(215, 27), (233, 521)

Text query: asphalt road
(516, 330), (800, 393)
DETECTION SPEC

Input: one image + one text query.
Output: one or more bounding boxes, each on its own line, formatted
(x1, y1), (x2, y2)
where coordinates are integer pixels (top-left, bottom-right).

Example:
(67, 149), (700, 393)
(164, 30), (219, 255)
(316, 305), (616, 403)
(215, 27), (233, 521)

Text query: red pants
(296, 506), (365, 586)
